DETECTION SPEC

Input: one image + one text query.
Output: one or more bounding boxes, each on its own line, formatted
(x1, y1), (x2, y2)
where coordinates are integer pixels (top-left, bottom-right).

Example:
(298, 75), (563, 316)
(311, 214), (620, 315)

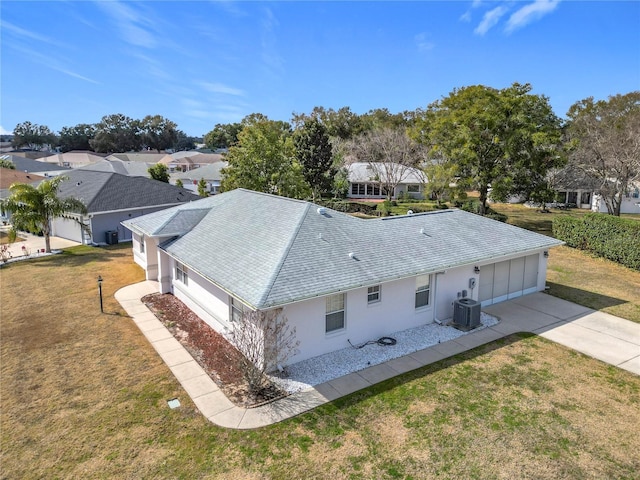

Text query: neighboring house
(160, 152), (225, 173)
(346, 162), (427, 200)
(0, 168), (45, 221)
(590, 180), (640, 214)
(106, 153), (167, 164)
(39, 151), (107, 168)
(0, 155), (73, 177)
(122, 189), (562, 365)
(79, 158), (154, 178)
(170, 162), (228, 195)
(51, 170), (199, 245)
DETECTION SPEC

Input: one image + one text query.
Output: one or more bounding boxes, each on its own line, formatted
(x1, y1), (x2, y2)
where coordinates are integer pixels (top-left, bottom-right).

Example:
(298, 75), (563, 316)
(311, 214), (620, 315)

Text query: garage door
(478, 254), (539, 306)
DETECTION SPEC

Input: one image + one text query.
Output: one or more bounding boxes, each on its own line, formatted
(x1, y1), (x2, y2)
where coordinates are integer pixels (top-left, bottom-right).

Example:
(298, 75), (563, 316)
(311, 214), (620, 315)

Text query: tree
(173, 130), (196, 151)
(58, 123), (95, 152)
(292, 106), (365, 140)
(90, 114), (141, 153)
(175, 178), (184, 188)
(221, 116), (311, 199)
(422, 159), (459, 206)
(197, 178), (208, 197)
(140, 115), (178, 152)
(12, 121), (57, 150)
(225, 307), (299, 399)
(1, 176), (87, 253)
(204, 122), (242, 149)
(342, 127), (428, 200)
(412, 83), (565, 214)
(293, 118), (335, 201)
(148, 163), (170, 183)
(566, 91), (640, 216)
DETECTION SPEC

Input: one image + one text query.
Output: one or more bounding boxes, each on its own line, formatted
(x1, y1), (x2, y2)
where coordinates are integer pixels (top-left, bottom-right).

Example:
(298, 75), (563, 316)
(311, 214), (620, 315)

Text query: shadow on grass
(546, 281), (628, 310)
(267, 332), (536, 423)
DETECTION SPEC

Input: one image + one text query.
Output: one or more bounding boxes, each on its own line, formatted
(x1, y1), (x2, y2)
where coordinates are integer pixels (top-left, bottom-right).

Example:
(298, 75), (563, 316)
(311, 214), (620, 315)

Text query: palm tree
(1, 176), (87, 253)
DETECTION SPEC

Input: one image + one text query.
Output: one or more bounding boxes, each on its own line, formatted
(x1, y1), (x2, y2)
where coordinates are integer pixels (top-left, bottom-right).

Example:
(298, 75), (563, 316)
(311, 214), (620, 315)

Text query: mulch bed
(141, 293), (285, 408)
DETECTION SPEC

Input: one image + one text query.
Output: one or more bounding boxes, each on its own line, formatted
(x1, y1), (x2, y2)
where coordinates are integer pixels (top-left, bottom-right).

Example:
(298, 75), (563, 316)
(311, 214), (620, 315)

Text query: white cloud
(0, 125), (12, 135)
(1, 20), (69, 49)
(506, 0), (561, 33)
(415, 33), (435, 52)
(474, 5), (509, 35)
(95, 1), (157, 48)
(198, 82), (245, 97)
(10, 44), (100, 84)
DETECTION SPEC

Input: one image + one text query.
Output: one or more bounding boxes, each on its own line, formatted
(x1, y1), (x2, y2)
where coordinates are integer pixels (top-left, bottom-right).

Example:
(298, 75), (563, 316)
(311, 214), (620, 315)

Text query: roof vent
(420, 228), (425, 234)
(407, 210), (414, 215)
(317, 207), (327, 215)
(348, 252), (356, 259)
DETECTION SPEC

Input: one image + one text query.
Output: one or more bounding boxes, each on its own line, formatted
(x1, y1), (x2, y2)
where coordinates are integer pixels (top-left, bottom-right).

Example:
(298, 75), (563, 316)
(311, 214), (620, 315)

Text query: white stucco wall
(146, 248), (552, 366)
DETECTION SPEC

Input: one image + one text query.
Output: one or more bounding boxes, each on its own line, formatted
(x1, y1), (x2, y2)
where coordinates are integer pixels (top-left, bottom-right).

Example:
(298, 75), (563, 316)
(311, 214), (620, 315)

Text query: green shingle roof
(123, 189), (563, 309)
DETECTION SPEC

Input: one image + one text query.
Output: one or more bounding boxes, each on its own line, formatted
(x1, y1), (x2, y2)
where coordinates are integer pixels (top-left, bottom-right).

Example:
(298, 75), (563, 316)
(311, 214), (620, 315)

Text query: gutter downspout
(433, 271), (445, 325)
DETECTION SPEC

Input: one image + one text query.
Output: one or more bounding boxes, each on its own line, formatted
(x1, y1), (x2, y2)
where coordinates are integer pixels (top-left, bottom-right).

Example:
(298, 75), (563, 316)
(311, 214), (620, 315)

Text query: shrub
(553, 214), (640, 270)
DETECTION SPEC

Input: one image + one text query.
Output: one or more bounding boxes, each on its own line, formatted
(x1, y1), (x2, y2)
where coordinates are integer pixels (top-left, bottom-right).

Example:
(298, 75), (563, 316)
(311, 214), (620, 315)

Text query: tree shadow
(545, 282), (628, 310)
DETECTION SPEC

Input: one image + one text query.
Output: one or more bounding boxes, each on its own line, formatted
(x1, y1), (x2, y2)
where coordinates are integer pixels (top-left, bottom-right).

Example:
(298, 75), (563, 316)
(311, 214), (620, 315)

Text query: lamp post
(97, 275), (103, 313)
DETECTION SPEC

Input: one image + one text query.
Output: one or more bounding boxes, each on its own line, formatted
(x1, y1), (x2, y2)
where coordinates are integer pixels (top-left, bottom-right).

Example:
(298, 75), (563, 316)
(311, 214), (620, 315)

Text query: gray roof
(55, 170), (199, 213)
(171, 162), (227, 181)
(0, 155), (73, 174)
(78, 159), (154, 177)
(122, 189), (562, 310)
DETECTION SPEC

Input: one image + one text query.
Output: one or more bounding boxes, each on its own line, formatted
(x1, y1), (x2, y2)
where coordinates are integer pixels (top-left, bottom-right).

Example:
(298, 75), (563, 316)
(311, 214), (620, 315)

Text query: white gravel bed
(269, 312), (499, 394)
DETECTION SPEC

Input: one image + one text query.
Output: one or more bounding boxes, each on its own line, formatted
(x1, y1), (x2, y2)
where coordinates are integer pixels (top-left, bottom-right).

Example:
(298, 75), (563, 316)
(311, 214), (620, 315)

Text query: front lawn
(1, 243), (639, 478)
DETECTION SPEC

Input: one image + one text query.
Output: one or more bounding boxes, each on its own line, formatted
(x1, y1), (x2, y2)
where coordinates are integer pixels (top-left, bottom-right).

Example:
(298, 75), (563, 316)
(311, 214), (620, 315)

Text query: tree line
(11, 84), (640, 216)
(11, 114), (199, 154)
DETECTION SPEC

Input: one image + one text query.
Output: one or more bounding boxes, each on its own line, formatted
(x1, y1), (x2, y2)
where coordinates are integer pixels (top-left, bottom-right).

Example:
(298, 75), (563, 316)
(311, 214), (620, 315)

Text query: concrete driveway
(1, 225), (80, 261)
(483, 293), (640, 375)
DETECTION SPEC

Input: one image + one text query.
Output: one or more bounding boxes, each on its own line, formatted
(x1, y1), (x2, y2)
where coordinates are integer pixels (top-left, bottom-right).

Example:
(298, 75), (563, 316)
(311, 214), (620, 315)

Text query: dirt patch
(141, 292), (285, 408)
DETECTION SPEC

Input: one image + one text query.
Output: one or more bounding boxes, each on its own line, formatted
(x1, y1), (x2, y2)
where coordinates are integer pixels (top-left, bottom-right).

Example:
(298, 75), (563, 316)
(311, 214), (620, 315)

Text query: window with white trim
(367, 285), (381, 304)
(230, 297), (246, 323)
(326, 293), (345, 333)
(407, 184), (420, 193)
(175, 262), (188, 285)
(415, 274), (430, 308)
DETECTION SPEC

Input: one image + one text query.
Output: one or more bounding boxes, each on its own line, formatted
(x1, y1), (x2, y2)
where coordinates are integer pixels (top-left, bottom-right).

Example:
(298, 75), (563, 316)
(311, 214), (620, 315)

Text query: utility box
(453, 298), (481, 329)
(105, 230), (119, 245)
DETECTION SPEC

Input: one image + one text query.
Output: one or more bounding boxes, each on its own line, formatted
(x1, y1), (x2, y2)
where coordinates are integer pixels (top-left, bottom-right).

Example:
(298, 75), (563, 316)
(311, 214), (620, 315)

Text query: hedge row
(552, 214), (640, 270)
(317, 200), (378, 215)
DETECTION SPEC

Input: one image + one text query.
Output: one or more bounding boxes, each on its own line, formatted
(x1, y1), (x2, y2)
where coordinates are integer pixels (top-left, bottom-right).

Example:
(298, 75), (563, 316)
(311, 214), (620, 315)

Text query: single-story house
(0, 154), (73, 177)
(346, 162), (427, 200)
(51, 170), (199, 244)
(39, 151), (107, 168)
(122, 189), (562, 365)
(79, 158), (155, 178)
(159, 152), (224, 173)
(170, 162), (228, 195)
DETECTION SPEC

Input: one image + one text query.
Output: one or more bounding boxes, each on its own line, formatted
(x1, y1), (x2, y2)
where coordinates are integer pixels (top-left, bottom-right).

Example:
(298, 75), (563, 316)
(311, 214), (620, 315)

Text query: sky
(1, 1), (639, 138)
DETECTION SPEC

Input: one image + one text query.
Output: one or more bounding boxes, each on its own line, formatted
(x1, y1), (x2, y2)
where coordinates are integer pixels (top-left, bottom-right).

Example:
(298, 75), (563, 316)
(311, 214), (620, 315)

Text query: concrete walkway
(115, 282), (640, 429)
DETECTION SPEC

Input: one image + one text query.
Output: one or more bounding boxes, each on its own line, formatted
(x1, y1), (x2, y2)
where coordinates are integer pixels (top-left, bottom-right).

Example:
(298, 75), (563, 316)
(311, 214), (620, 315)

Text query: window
(407, 184), (420, 193)
(366, 184), (381, 196)
(415, 274), (430, 308)
(326, 293), (345, 332)
(230, 297), (246, 323)
(367, 285), (381, 304)
(580, 192), (591, 205)
(351, 183), (366, 196)
(175, 262), (188, 285)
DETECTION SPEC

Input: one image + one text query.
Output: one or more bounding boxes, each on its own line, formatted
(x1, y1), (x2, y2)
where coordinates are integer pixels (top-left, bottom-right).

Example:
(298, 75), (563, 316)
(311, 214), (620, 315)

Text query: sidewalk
(115, 282), (640, 429)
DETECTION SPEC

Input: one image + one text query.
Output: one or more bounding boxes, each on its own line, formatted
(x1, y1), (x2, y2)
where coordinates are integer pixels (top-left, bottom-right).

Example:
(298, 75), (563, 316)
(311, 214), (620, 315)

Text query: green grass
(2, 243), (640, 478)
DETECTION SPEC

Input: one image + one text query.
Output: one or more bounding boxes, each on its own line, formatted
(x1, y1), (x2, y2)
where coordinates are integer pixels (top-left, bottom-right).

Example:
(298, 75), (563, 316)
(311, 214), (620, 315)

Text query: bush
(376, 200), (393, 217)
(318, 200), (378, 215)
(553, 214), (640, 270)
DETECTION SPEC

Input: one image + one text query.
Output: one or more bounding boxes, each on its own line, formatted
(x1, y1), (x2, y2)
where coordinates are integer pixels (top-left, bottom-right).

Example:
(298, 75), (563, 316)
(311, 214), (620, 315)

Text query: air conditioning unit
(105, 230), (119, 245)
(453, 298), (481, 329)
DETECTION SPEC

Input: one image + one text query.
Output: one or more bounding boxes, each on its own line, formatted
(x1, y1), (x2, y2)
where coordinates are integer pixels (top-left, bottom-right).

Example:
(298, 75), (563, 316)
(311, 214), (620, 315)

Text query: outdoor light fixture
(543, 251), (549, 258)
(97, 275), (104, 313)
(474, 266), (480, 274)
